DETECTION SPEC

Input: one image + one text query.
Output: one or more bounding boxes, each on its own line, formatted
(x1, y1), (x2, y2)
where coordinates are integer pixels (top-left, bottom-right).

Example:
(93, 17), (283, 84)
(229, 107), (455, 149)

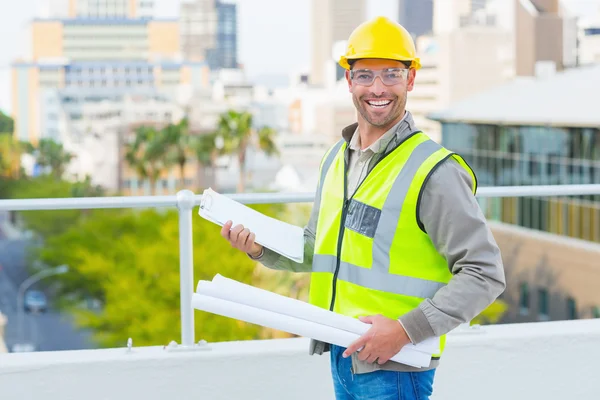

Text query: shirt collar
(344, 110), (416, 154)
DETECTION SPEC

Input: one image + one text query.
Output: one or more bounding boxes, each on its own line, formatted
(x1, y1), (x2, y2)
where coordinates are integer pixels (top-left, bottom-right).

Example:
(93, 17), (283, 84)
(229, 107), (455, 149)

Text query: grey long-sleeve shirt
(253, 111), (506, 372)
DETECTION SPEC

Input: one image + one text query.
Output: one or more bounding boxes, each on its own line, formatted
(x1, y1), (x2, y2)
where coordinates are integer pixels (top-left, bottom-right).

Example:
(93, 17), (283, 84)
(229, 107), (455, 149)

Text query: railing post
(177, 190), (196, 347)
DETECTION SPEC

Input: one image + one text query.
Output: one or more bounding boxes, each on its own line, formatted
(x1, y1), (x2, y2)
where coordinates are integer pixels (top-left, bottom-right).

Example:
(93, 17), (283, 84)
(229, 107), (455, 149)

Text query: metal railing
(1, 184), (600, 348)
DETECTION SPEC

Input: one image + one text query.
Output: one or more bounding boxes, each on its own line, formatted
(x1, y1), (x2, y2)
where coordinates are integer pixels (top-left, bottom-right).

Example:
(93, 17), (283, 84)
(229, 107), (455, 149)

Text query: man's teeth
(367, 100), (392, 108)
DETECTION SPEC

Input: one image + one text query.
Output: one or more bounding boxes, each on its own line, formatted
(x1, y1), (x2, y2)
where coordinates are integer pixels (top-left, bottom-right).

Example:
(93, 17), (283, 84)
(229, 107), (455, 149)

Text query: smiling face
(346, 58), (416, 131)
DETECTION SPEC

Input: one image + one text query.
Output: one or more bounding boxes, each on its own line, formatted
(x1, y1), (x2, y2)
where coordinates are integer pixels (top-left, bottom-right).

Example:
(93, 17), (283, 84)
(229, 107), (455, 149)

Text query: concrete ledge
(0, 319), (599, 400)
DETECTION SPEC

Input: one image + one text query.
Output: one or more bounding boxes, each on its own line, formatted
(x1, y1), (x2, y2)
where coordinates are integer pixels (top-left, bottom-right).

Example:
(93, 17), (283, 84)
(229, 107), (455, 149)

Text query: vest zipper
(329, 195), (349, 311)
(327, 133), (418, 312)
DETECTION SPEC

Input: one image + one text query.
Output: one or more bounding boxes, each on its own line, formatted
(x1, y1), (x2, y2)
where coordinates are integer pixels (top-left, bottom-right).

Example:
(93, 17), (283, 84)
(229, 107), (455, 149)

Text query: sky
(0, 0), (598, 114)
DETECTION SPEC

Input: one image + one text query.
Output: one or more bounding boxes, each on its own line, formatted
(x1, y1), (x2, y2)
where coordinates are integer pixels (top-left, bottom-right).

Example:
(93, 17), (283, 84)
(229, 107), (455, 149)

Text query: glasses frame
(349, 68), (410, 87)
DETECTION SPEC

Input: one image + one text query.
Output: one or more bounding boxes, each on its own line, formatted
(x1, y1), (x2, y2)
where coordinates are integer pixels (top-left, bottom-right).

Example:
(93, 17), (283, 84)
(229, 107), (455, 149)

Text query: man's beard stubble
(352, 91), (407, 130)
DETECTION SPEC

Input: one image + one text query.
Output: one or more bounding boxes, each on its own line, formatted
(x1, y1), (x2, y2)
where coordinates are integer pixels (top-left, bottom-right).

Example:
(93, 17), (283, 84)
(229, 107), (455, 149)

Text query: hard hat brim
(339, 54), (421, 71)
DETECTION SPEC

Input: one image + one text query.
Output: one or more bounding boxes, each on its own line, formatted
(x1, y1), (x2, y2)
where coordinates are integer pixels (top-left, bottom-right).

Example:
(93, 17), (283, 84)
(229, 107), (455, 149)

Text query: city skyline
(0, 0), (397, 113)
(0, 0), (597, 113)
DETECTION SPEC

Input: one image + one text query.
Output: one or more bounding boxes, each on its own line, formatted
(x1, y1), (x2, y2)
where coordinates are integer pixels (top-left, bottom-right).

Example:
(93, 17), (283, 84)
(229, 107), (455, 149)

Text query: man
(220, 16), (505, 400)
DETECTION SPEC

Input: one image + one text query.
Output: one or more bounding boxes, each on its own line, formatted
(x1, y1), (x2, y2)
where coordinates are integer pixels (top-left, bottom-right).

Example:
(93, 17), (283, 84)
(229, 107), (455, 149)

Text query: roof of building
(428, 64), (600, 127)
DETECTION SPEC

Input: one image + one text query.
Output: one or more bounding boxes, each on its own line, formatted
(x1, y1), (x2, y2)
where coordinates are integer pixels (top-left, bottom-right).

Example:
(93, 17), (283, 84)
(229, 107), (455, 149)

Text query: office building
(398, 0), (433, 38)
(429, 64), (600, 242)
(180, 0), (238, 70)
(515, 0), (577, 76)
(310, 0), (366, 86)
(430, 64), (600, 325)
(11, 0), (210, 192)
(11, 0), (210, 144)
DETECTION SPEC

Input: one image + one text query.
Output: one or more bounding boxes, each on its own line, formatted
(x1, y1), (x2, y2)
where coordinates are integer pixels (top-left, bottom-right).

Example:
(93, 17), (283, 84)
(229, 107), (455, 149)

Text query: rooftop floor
(1, 318), (598, 400)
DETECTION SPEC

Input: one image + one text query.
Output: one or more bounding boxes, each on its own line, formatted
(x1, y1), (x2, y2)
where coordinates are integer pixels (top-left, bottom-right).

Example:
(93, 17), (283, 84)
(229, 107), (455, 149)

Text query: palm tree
(216, 110), (278, 193)
(194, 132), (219, 190)
(124, 126), (169, 195)
(163, 118), (193, 190)
(35, 139), (75, 180)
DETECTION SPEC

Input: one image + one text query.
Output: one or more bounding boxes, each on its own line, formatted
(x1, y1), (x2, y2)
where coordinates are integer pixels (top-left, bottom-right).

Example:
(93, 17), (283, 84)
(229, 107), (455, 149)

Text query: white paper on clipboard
(198, 188), (305, 263)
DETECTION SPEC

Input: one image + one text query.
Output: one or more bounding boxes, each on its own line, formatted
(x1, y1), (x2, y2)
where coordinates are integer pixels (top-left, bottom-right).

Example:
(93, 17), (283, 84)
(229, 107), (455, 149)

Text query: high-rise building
(180, 0), (217, 62)
(180, 0), (238, 70)
(433, 0), (472, 33)
(310, 0), (366, 86)
(515, 0), (577, 76)
(398, 0), (433, 38)
(11, 0), (209, 192)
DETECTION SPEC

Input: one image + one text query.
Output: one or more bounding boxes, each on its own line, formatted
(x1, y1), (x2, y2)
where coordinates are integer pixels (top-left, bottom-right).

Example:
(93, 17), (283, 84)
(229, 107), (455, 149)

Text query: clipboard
(198, 188), (305, 263)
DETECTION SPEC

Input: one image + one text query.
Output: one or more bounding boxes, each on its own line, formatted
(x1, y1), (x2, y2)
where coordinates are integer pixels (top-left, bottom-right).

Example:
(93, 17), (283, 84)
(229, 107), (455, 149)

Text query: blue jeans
(330, 345), (436, 400)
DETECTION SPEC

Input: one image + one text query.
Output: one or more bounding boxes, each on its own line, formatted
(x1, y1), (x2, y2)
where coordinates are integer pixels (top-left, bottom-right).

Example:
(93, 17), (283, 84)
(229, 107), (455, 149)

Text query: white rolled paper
(197, 275), (440, 355)
(192, 293), (433, 368)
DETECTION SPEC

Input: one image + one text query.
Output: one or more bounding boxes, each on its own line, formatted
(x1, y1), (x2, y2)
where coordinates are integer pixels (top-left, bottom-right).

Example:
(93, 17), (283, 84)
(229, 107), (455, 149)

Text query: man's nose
(370, 76), (386, 95)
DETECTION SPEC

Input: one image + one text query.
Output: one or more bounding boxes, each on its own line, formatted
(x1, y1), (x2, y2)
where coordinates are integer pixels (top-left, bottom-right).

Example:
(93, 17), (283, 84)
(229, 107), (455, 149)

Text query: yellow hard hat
(339, 16), (421, 71)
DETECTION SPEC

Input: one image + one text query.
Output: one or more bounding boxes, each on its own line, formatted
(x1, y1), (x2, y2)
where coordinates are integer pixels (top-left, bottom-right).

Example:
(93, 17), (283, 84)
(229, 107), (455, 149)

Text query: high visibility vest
(309, 131), (476, 359)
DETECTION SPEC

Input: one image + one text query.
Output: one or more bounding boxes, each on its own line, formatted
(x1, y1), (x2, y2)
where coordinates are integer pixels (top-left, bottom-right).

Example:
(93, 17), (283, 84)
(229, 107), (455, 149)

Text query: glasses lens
(352, 70), (374, 85)
(381, 70), (406, 85)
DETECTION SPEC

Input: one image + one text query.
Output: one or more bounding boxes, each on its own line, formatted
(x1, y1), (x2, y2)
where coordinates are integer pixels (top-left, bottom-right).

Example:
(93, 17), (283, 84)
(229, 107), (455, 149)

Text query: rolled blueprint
(192, 293), (433, 368)
(197, 275), (440, 355)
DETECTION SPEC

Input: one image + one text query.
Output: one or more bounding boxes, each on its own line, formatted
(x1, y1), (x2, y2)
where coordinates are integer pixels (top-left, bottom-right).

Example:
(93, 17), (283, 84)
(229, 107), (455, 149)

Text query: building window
(538, 288), (549, 319)
(567, 297), (577, 320)
(519, 283), (529, 315)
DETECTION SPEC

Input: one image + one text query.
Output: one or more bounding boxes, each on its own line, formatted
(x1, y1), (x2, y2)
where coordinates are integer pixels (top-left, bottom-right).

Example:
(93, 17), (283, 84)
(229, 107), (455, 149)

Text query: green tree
(0, 110), (14, 133)
(37, 204), (286, 347)
(125, 126), (169, 195)
(0, 133), (27, 180)
(34, 139), (75, 180)
(8, 175), (103, 239)
(216, 110), (278, 193)
(163, 118), (193, 190)
(71, 175), (105, 198)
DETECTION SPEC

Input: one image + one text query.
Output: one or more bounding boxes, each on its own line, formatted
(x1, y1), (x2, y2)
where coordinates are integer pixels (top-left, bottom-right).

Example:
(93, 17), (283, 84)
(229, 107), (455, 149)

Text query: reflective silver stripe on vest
(316, 139), (345, 202)
(371, 139), (442, 274)
(312, 254), (445, 299)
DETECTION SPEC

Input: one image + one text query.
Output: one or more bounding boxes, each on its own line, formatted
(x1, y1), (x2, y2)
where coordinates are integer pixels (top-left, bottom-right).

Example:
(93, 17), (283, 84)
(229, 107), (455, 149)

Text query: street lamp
(16, 265), (69, 342)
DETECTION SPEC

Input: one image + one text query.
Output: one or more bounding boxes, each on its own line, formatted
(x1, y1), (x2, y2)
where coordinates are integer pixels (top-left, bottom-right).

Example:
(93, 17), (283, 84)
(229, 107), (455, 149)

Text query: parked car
(11, 342), (37, 353)
(24, 290), (48, 313)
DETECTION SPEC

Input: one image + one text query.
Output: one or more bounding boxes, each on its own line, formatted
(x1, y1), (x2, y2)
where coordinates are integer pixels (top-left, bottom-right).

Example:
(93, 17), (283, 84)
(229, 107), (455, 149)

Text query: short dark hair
(348, 59), (412, 69)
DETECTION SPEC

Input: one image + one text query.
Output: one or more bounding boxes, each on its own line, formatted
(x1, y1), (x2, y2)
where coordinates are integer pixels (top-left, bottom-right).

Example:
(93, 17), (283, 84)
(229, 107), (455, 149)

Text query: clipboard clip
(200, 192), (213, 210)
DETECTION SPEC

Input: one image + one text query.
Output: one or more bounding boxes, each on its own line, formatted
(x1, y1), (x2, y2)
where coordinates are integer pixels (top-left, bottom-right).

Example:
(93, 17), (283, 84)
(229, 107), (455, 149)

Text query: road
(0, 238), (95, 352)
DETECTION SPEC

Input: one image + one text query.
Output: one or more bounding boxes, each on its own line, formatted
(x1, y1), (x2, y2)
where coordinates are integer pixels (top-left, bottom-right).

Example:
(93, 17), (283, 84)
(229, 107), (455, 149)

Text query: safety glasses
(350, 68), (409, 86)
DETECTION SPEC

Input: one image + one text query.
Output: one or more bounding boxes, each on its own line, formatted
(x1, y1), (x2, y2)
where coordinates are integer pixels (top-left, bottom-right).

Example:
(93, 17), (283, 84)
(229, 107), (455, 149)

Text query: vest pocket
(344, 199), (381, 238)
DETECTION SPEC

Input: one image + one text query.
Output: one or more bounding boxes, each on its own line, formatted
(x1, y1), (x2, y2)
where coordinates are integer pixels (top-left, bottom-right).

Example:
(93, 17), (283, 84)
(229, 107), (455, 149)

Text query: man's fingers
(239, 228), (251, 248)
(220, 221), (233, 239)
(377, 356), (390, 365)
(359, 315), (375, 324)
(247, 232), (256, 248)
(366, 353), (379, 364)
(229, 224), (244, 243)
(343, 334), (369, 358)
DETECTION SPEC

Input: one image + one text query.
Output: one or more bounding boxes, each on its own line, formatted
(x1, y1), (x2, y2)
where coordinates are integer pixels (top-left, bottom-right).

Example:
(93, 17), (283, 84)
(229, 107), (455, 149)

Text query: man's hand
(220, 220), (263, 258)
(343, 314), (411, 365)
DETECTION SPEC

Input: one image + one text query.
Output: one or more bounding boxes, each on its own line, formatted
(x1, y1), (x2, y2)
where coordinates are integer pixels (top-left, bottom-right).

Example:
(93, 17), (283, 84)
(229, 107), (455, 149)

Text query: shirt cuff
(398, 306), (436, 345)
(247, 247), (265, 260)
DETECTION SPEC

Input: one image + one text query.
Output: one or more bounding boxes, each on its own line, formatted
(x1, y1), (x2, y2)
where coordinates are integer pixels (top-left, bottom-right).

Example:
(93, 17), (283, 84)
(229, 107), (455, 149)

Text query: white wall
(1, 319), (599, 400)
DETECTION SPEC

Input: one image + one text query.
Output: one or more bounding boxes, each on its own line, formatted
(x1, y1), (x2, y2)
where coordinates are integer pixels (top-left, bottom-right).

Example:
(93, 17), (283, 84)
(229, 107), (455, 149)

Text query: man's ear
(407, 68), (417, 92)
(346, 70), (352, 93)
